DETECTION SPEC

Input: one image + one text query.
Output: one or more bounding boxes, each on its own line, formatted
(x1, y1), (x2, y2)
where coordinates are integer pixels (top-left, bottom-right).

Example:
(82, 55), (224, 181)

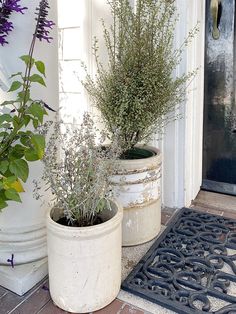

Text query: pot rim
(114, 145), (161, 171)
(47, 199), (123, 236)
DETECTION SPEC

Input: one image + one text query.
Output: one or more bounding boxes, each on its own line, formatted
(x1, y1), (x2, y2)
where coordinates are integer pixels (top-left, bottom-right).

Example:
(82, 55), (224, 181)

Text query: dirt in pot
(100, 146), (156, 160)
(56, 216), (103, 227)
(120, 147), (156, 160)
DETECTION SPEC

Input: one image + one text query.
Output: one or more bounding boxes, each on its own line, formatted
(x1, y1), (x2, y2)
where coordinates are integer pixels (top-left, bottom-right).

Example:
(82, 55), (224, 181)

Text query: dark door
(202, 0), (236, 195)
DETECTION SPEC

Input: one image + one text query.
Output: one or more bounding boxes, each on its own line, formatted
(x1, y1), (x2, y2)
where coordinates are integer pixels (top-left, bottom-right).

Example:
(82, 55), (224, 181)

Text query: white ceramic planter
(110, 146), (161, 246)
(0, 162), (49, 295)
(47, 201), (123, 313)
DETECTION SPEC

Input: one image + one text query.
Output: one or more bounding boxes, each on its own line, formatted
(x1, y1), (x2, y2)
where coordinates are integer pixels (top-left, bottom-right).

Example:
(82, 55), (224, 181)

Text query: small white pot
(110, 146), (161, 246)
(47, 201), (123, 313)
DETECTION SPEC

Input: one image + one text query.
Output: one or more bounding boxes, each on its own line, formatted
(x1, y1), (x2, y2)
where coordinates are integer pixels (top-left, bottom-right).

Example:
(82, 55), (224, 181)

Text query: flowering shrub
(84, 0), (198, 152)
(0, 0), (55, 210)
(36, 113), (119, 227)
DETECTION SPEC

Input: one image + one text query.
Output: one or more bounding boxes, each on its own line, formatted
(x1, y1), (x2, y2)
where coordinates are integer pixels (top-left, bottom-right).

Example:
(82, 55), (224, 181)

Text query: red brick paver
(11, 281), (50, 314)
(93, 299), (124, 314)
(120, 304), (145, 313)
(38, 300), (70, 314)
(161, 208), (176, 226)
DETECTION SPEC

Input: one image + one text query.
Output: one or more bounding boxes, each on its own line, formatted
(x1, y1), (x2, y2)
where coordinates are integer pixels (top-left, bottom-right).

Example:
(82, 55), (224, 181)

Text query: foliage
(83, 0), (198, 151)
(0, 57), (50, 210)
(0, 0), (55, 210)
(35, 113), (119, 227)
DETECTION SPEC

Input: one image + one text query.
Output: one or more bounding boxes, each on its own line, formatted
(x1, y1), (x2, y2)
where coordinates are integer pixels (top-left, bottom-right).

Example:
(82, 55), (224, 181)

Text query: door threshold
(202, 179), (236, 196)
(192, 190), (236, 214)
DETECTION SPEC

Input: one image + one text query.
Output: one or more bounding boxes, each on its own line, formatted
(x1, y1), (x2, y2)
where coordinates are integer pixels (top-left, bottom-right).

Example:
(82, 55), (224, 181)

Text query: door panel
(202, 0), (236, 195)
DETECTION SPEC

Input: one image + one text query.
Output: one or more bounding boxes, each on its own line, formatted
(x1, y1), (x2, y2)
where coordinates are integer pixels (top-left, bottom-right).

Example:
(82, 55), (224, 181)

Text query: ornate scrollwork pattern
(122, 208), (236, 314)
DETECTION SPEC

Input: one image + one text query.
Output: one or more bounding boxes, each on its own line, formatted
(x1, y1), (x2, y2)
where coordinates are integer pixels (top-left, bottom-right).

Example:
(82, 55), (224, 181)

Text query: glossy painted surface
(203, 0), (236, 195)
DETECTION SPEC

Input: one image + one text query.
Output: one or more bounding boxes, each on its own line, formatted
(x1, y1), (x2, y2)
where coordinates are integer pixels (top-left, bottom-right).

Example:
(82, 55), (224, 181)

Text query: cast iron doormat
(122, 207), (236, 313)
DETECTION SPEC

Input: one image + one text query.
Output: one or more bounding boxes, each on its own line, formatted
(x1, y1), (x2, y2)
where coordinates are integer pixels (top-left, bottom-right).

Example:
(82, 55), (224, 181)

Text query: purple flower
(0, 34), (7, 45)
(35, 0), (55, 43)
(2, 20), (13, 33)
(0, 0), (27, 46)
(42, 284), (49, 291)
(3, 0), (27, 14)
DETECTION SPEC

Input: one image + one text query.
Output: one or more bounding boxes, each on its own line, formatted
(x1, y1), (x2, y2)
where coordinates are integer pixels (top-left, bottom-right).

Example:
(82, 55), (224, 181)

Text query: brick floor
(0, 282), (148, 314)
(1, 192), (236, 314)
(161, 207), (177, 226)
(38, 300), (70, 314)
(0, 289), (148, 314)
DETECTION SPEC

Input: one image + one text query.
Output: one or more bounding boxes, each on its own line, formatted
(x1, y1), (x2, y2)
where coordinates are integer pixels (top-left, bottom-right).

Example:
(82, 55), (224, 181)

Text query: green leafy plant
(0, 0), (55, 210)
(83, 0), (198, 152)
(35, 113), (120, 227)
(0, 58), (48, 209)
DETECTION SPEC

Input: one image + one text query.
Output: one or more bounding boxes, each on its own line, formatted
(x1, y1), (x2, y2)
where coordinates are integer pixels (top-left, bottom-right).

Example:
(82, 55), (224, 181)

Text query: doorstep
(191, 190), (236, 215)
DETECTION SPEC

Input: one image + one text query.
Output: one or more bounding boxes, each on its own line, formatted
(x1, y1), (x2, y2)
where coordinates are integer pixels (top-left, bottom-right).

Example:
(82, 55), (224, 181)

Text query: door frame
(184, 0), (206, 206)
(148, 0), (206, 209)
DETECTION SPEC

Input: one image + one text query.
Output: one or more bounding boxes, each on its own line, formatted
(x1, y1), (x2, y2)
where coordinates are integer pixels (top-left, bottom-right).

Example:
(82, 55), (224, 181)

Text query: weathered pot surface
(110, 145), (161, 246)
(47, 200), (123, 313)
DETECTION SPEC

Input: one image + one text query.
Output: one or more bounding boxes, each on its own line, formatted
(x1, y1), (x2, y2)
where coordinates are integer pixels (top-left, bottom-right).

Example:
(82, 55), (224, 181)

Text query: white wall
(57, 0), (91, 124)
